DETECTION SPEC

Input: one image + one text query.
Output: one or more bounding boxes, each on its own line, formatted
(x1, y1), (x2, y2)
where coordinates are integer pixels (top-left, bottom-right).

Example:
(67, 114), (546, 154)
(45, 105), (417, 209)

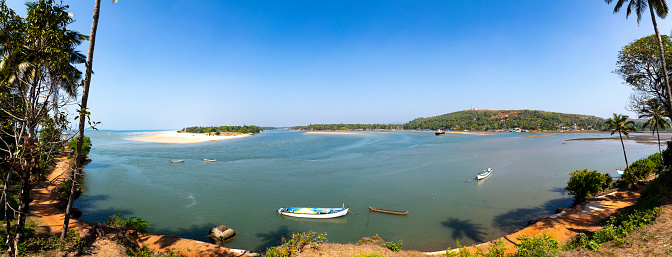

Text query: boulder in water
(208, 225), (236, 243)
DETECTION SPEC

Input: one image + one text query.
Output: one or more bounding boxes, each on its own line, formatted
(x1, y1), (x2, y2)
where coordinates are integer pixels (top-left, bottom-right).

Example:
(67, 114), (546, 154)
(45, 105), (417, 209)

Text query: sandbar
(130, 131), (252, 144)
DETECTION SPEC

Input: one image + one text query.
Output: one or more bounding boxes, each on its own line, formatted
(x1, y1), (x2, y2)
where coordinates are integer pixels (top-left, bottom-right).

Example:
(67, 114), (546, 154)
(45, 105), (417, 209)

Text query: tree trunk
(13, 173), (32, 257)
(2, 169), (13, 256)
(649, 3), (672, 122)
(62, 0), (101, 240)
(619, 131), (629, 169)
(656, 125), (663, 162)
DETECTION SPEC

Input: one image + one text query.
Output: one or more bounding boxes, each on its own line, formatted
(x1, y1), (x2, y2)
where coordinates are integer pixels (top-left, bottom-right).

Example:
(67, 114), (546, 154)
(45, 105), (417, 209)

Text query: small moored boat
(477, 168), (492, 180)
(204, 159), (216, 162)
(368, 206), (408, 215)
(277, 206), (349, 219)
(169, 160), (184, 163)
(435, 129), (445, 135)
(616, 169), (625, 176)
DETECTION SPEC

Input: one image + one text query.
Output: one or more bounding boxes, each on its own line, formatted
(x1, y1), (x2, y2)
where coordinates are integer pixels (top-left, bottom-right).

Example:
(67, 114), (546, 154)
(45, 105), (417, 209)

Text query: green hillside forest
(292, 110), (629, 131)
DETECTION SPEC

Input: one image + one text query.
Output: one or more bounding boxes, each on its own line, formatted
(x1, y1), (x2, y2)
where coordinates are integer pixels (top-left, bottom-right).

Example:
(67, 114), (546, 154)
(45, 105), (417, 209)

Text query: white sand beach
(130, 131), (251, 144)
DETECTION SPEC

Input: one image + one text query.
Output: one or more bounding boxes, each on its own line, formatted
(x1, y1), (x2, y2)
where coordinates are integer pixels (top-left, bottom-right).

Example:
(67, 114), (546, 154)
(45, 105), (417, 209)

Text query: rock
(555, 207), (568, 214)
(208, 225), (236, 243)
(358, 235), (385, 245)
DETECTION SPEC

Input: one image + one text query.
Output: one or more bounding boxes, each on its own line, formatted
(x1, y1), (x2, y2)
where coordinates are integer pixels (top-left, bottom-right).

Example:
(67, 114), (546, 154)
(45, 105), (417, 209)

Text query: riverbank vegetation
(182, 125), (263, 134)
(291, 110), (650, 132)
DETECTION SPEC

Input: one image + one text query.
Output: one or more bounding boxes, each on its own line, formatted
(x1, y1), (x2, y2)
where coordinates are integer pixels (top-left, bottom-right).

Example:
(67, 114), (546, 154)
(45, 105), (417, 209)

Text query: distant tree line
(404, 110), (612, 131)
(183, 125), (262, 134)
(291, 123), (402, 131)
(290, 110), (652, 132)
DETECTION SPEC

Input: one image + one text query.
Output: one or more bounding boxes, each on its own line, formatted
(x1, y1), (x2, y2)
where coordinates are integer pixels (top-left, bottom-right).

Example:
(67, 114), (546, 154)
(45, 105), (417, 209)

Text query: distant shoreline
(130, 130), (252, 144)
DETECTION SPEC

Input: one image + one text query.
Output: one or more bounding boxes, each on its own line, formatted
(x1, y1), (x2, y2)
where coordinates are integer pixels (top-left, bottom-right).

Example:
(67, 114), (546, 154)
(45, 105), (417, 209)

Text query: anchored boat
(477, 168), (492, 180)
(368, 206), (408, 215)
(277, 206), (349, 219)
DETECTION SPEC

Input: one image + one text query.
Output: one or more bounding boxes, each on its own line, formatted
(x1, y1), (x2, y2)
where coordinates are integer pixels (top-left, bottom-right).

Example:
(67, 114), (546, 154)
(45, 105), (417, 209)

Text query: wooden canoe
(204, 159), (216, 162)
(368, 206), (408, 215)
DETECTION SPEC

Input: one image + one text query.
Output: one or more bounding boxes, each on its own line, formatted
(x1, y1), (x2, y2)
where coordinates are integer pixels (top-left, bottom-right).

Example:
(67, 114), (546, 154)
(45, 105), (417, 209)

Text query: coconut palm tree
(605, 113), (638, 169)
(605, 0), (672, 121)
(640, 99), (670, 160)
(62, 0), (118, 240)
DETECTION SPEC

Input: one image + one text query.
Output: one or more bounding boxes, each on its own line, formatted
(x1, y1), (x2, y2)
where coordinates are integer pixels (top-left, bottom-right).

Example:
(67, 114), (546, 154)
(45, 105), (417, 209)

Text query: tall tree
(605, 113), (638, 169)
(605, 0), (672, 121)
(0, 1), (85, 255)
(61, 0), (116, 239)
(616, 35), (672, 118)
(640, 99), (670, 159)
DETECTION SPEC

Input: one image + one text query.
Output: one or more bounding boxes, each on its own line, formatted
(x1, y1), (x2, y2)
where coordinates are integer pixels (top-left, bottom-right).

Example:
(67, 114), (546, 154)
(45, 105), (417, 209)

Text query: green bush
(445, 241), (476, 257)
(68, 136), (92, 158)
(105, 213), (151, 233)
(621, 158), (656, 186)
(265, 231), (327, 257)
(382, 239), (402, 252)
(483, 239), (507, 257)
(647, 152), (664, 173)
(512, 233), (559, 257)
(565, 169), (612, 203)
(565, 207), (659, 251)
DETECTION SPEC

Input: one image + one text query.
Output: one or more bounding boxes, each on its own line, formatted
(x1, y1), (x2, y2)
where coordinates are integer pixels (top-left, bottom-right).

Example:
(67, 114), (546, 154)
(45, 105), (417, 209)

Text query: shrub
(445, 241), (476, 257)
(621, 158), (656, 186)
(484, 239), (507, 257)
(512, 233), (559, 257)
(565, 169), (612, 203)
(105, 213), (151, 233)
(382, 239), (402, 252)
(647, 152), (664, 173)
(68, 136), (92, 158)
(265, 231), (327, 257)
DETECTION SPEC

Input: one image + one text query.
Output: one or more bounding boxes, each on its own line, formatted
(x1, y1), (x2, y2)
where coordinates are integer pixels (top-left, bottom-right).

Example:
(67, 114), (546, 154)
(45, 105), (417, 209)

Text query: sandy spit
(130, 131), (252, 144)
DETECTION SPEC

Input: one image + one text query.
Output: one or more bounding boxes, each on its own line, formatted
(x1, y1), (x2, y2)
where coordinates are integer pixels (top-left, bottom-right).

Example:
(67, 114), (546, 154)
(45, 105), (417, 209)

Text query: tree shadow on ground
(255, 225), (293, 252)
(492, 197), (573, 232)
(441, 218), (487, 243)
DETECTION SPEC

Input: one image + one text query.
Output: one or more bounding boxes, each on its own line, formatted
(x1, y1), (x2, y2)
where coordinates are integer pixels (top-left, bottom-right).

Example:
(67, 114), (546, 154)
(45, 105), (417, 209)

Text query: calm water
(73, 130), (659, 252)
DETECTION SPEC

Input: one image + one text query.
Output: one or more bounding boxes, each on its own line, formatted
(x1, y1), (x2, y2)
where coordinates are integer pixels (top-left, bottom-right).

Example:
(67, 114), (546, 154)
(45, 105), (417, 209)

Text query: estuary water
(73, 130), (659, 252)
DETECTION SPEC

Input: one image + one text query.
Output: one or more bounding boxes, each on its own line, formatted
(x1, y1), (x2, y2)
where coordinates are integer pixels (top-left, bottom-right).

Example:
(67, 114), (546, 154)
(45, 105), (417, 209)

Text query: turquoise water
(73, 130), (659, 252)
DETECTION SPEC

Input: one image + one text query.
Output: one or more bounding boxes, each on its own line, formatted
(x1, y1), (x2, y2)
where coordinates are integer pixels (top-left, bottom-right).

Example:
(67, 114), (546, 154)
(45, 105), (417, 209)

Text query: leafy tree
(605, 113), (637, 169)
(615, 34), (672, 123)
(621, 158), (657, 186)
(0, 1), (84, 255)
(606, 0), (672, 122)
(566, 169), (613, 203)
(640, 99), (670, 160)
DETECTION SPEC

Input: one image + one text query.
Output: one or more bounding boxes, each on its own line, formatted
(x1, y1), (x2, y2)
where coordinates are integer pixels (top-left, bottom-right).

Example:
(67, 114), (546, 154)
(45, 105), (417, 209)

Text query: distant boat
(169, 160), (184, 163)
(204, 159), (216, 162)
(277, 206), (348, 219)
(616, 169), (625, 176)
(368, 206), (408, 215)
(477, 168), (493, 180)
(435, 129), (445, 136)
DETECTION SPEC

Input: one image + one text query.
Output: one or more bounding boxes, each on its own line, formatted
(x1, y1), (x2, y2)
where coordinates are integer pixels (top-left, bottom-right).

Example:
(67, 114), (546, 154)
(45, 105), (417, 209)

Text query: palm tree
(640, 99), (670, 160)
(61, 0), (117, 240)
(605, 0), (672, 121)
(605, 113), (638, 169)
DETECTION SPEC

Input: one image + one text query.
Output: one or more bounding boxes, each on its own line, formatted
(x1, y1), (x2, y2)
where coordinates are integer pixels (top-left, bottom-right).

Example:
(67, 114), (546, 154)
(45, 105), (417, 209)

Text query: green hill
(404, 110), (607, 131)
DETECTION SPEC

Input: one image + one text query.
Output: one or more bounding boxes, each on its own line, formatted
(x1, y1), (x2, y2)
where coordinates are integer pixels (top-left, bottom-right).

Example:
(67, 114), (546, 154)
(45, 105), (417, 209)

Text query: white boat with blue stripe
(477, 168), (493, 180)
(277, 206), (349, 218)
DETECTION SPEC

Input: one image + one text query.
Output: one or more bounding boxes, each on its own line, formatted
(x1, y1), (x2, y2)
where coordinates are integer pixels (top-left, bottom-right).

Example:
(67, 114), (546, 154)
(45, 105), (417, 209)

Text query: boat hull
(368, 206), (408, 215)
(204, 159), (216, 162)
(476, 168), (492, 180)
(277, 207), (348, 219)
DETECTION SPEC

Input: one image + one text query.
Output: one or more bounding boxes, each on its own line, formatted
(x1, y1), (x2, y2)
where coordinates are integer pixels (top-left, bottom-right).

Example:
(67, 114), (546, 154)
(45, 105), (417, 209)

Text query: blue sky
(6, 0), (672, 129)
